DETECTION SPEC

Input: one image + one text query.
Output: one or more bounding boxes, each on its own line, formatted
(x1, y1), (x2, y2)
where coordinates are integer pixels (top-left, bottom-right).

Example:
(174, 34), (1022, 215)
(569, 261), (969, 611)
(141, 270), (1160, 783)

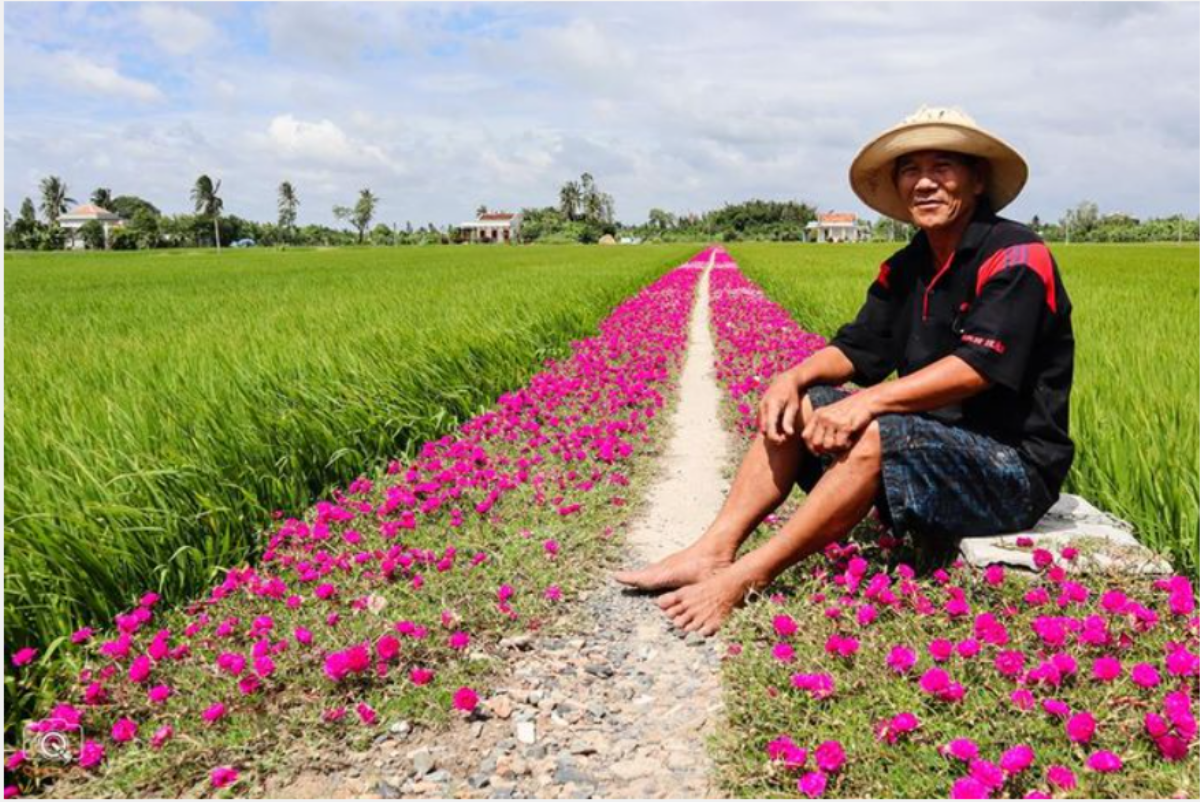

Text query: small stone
(516, 720), (537, 745)
(685, 632), (706, 647)
(488, 696), (515, 720)
(390, 720), (411, 736)
(666, 751), (694, 771)
(609, 756), (657, 781)
(500, 634), (533, 650)
(584, 662), (614, 679)
(376, 781), (403, 799)
(471, 721), (485, 739)
(561, 782), (596, 799)
(427, 770), (451, 784)
(554, 758), (594, 785)
(525, 743), (548, 760)
(410, 748), (436, 777)
(468, 773), (491, 790)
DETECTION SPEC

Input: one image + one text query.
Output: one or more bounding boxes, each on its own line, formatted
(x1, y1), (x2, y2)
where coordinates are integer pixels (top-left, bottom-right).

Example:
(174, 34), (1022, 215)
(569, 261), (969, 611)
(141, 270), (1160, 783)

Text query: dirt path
(270, 259), (735, 800)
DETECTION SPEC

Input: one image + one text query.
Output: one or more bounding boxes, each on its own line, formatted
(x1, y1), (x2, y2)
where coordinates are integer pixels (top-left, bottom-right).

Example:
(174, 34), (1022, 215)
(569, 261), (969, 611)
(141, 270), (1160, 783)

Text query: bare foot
(613, 543), (733, 591)
(656, 568), (754, 636)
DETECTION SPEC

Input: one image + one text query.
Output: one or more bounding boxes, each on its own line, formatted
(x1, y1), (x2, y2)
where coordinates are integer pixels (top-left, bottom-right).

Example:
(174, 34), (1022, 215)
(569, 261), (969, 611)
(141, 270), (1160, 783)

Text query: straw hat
(849, 106), (1028, 223)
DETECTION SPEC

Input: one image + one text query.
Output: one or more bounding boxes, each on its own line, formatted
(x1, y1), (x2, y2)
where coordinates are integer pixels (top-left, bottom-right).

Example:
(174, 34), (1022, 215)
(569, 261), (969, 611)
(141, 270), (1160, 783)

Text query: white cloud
(259, 114), (402, 174)
(37, 49), (164, 103)
(138, 5), (217, 56)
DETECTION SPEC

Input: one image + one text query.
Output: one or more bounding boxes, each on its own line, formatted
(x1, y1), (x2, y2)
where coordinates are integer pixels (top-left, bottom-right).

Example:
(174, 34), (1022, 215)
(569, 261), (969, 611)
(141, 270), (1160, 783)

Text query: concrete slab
(958, 494), (1173, 575)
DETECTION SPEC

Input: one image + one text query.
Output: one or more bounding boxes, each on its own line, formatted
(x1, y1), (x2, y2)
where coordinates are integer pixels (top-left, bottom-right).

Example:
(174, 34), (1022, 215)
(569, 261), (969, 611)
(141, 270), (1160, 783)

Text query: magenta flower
(543, 585), (562, 601)
(356, 703), (377, 725)
(772, 643), (796, 663)
(943, 738), (979, 762)
(1000, 744), (1035, 774)
(147, 684), (172, 704)
(543, 539), (559, 557)
(110, 717), (138, 743)
(773, 615), (798, 638)
(1042, 698), (1071, 718)
(928, 639), (953, 663)
(1045, 764), (1076, 789)
(71, 627), (94, 644)
(78, 740), (105, 769)
(886, 645), (916, 674)
(448, 631), (470, 651)
(1086, 750), (1123, 773)
(813, 740), (845, 773)
(211, 766), (239, 789)
(150, 725), (173, 749)
(410, 667), (434, 685)
(969, 759), (1004, 790)
(1010, 689), (1035, 711)
(767, 735), (807, 769)
(1066, 712), (1096, 744)
(452, 686), (479, 712)
(1092, 655), (1122, 682)
(1131, 662), (1161, 688)
(919, 667), (950, 694)
(994, 650), (1026, 678)
(11, 648), (37, 667)
(949, 777), (989, 799)
(202, 702), (226, 724)
(984, 565), (1005, 586)
(798, 771), (827, 798)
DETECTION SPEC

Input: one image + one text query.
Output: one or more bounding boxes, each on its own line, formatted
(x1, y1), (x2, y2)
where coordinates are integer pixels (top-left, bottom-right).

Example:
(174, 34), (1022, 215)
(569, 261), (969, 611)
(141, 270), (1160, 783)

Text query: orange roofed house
(805, 212), (871, 243)
(59, 204), (124, 249)
(458, 211), (523, 244)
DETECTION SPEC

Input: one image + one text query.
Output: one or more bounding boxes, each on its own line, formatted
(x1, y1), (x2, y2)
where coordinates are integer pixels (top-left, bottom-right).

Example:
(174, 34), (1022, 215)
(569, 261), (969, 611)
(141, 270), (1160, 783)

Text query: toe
(657, 591), (679, 609)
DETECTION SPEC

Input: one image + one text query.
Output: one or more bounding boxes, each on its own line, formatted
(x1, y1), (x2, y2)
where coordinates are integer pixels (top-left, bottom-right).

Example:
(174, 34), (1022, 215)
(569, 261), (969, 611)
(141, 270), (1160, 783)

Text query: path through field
(269, 256), (735, 800)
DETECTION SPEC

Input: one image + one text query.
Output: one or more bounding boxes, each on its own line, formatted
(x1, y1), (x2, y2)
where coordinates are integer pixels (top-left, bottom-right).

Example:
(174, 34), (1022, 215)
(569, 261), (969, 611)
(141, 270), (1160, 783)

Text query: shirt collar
(910, 200), (999, 267)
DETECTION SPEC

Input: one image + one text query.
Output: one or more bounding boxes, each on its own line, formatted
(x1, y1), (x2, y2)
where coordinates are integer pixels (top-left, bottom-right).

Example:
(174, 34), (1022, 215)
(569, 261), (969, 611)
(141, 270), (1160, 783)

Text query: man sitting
(616, 106), (1075, 635)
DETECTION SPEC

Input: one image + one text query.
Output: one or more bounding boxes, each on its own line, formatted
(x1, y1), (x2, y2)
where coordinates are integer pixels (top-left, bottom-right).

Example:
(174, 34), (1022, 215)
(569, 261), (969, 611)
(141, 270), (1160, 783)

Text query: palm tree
(559, 181), (581, 222)
(277, 181), (299, 242)
(352, 188), (378, 244)
(39, 176), (75, 226)
(90, 188), (114, 211)
(191, 175), (224, 251)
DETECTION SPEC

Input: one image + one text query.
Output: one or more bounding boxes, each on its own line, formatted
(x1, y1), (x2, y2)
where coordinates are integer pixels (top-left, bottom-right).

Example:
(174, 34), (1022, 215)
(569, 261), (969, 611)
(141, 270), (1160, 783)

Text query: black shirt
(829, 203), (1075, 498)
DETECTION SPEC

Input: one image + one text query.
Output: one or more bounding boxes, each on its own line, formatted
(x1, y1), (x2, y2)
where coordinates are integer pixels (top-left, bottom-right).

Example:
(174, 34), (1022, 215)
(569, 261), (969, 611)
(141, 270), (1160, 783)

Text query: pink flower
(543, 585), (562, 601)
(543, 539), (559, 557)
(1032, 549), (1054, 569)
(1010, 689), (1035, 711)
(452, 686), (479, 712)
(78, 740), (105, 769)
(5, 753), (25, 772)
(448, 631), (470, 651)
(969, 759), (1005, 790)
(71, 627), (93, 644)
(943, 738), (980, 762)
(216, 652), (246, 676)
(1042, 698), (1071, 718)
(211, 766), (239, 789)
(11, 648), (37, 667)
(798, 771), (827, 798)
(886, 646), (916, 674)
(356, 703), (377, 725)
(1066, 712), (1096, 744)
(878, 712), (919, 744)
(111, 718), (138, 743)
(1000, 744), (1035, 774)
(773, 615), (798, 638)
(984, 565), (1005, 586)
(994, 650), (1026, 678)
(766, 736), (807, 769)
(294, 626), (314, 646)
(150, 725), (173, 749)
(410, 667), (434, 685)
(814, 740), (845, 773)
(376, 635), (401, 663)
(1045, 765), (1076, 789)
(919, 667), (950, 694)
(1086, 750), (1123, 773)
(1091, 655), (1122, 682)
(950, 777), (990, 799)
(772, 643), (795, 663)
(202, 702), (226, 724)
(148, 685), (172, 704)
(1131, 662), (1161, 688)
(955, 639), (981, 659)
(928, 639), (954, 663)
(128, 655), (152, 684)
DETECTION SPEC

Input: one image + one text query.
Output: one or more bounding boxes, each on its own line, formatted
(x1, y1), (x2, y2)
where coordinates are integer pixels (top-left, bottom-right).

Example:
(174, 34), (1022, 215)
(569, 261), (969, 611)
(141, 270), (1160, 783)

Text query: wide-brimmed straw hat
(849, 106), (1028, 223)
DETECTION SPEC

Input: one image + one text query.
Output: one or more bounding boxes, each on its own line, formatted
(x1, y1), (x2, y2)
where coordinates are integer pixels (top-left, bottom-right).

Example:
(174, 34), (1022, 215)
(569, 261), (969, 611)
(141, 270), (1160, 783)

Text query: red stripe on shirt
(975, 243), (1058, 313)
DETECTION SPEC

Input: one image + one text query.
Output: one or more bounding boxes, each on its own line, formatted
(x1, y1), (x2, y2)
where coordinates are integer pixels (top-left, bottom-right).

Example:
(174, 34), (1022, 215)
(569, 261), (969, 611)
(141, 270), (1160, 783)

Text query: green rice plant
(4, 244), (695, 733)
(730, 242), (1199, 572)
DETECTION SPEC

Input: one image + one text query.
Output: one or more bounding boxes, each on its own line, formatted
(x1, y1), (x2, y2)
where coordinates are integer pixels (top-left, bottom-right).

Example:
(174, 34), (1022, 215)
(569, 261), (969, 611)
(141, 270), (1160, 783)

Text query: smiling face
(893, 150), (987, 232)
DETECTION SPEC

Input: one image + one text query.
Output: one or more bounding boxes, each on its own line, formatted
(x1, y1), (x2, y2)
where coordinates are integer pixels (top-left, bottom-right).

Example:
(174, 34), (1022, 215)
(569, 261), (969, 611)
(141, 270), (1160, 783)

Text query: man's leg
(614, 395), (818, 590)
(657, 421), (882, 635)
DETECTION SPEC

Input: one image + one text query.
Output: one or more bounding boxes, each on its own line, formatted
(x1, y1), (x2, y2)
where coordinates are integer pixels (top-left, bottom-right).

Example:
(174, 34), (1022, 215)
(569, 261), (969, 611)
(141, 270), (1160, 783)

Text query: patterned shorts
(797, 385), (1054, 542)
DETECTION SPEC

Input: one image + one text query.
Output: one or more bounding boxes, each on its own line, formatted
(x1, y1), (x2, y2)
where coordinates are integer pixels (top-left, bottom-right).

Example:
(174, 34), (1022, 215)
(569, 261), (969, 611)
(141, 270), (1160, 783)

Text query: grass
(3, 244), (695, 735)
(729, 241), (1199, 574)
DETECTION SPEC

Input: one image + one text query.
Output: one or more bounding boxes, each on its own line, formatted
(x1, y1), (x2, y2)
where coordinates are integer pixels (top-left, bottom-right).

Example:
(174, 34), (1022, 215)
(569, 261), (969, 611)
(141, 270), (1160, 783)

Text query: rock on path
(269, 259), (733, 800)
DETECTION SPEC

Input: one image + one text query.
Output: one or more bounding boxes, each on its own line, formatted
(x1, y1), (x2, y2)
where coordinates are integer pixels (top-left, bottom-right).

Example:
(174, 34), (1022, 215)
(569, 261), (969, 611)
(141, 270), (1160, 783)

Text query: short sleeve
(953, 245), (1058, 391)
(829, 260), (904, 386)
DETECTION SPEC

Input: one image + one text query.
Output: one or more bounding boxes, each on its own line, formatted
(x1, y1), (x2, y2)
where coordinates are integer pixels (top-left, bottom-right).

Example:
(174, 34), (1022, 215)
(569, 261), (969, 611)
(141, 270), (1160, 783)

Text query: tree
(79, 219), (107, 250)
(91, 188), (114, 210)
(350, 189), (378, 244)
(111, 195), (161, 220)
(1061, 200), (1099, 243)
(10, 198), (42, 249)
(39, 176), (75, 226)
(647, 208), (675, 233)
(277, 181), (299, 242)
(559, 181), (582, 221)
(191, 175), (224, 251)
(128, 210), (161, 249)
(476, 204), (488, 218)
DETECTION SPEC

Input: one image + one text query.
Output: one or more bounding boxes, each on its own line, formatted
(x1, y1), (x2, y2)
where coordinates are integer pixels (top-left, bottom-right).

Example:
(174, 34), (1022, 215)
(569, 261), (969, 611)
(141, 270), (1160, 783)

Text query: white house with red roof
(59, 203), (124, 249)
(458, 210), (522, 244)
(805, 212), (871, 243)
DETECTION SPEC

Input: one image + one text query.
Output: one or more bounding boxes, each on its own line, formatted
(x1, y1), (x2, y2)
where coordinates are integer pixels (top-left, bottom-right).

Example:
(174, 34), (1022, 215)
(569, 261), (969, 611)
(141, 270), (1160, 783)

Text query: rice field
(3, 244), (695, 718)
(730, 242), (1199, 574)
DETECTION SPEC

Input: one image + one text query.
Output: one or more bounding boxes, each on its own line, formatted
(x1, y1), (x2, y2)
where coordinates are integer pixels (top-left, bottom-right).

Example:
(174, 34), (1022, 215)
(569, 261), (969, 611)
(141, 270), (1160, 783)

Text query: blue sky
(5, 2), (1198, 227)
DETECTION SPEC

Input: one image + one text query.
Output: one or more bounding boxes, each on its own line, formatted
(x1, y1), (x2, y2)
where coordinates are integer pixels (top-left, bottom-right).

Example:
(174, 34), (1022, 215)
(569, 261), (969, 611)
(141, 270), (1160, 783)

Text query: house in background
(59, 204), (124, 249)
(459, 211), (523, 243)
(805, 212), (871, 243)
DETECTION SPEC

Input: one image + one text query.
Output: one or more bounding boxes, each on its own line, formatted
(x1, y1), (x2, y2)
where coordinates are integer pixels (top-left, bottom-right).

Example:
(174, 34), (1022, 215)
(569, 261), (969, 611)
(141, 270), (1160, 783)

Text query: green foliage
(731, 242), (1199, 573)
(79, 219), (107, 250)
(38, 175), (74, 226)
(3, 244), (694, 735)
(90, 188), (113, 211)
(110, 195), (161, 221)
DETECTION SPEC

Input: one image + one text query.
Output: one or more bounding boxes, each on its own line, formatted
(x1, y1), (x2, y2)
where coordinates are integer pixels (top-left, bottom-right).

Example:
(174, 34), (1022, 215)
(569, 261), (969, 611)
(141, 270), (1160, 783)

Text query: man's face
(894, 150), (986, 232)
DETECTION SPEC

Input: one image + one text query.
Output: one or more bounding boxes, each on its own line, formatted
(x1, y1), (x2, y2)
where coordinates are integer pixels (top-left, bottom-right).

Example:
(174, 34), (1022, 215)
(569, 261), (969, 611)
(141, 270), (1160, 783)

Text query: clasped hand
(757, 373), (875, 455)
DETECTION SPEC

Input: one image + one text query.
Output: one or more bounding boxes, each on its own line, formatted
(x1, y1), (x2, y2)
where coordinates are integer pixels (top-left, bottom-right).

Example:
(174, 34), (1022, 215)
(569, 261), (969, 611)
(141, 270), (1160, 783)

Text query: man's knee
(799, 391), (815, 429)
(848, 421), (883, 469)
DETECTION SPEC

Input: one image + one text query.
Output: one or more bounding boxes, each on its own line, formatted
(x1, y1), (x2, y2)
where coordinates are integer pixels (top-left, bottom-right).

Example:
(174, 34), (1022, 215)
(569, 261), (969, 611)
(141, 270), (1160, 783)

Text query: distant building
(59, 204), (124, 249)
(458, 211), (523, 244)
(805, 212), (870, 243)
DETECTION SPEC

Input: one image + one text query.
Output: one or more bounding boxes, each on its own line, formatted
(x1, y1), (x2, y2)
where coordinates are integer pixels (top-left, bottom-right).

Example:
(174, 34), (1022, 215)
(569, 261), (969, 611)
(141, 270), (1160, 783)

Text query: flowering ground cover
(3, 249), (711, 797)
(729, 242), (1199, 575)
(4, 244), (693, 734)
(705, 255), (1198, 798)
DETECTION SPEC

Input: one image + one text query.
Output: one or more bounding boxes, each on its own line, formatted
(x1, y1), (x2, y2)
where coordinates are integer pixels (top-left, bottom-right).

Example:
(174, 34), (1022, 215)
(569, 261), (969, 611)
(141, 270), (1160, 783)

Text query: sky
(4, 1), (1199, 228)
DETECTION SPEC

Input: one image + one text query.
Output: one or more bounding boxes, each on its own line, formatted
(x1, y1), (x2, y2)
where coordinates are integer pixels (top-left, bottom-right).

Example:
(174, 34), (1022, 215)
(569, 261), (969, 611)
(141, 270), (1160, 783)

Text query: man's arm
(758, 346), (857, 442)
(801, 355), (991, 454)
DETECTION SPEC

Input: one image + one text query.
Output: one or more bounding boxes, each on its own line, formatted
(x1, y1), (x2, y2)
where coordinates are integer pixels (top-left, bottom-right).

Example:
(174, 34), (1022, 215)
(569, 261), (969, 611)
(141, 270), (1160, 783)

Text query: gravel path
(268, 259), (734, 800)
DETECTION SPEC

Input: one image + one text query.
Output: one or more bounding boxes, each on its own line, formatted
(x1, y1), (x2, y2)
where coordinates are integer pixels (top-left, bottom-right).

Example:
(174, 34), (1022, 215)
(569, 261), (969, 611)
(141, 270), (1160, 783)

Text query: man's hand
(757, 371), (803, 443)
(802, 391), (876, 455)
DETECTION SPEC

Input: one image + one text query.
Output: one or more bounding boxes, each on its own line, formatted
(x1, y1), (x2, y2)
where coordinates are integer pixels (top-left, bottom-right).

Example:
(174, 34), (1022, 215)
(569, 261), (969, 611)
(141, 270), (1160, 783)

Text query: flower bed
(706, 252), (1198, 799)
(4, 253), (711, 798)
